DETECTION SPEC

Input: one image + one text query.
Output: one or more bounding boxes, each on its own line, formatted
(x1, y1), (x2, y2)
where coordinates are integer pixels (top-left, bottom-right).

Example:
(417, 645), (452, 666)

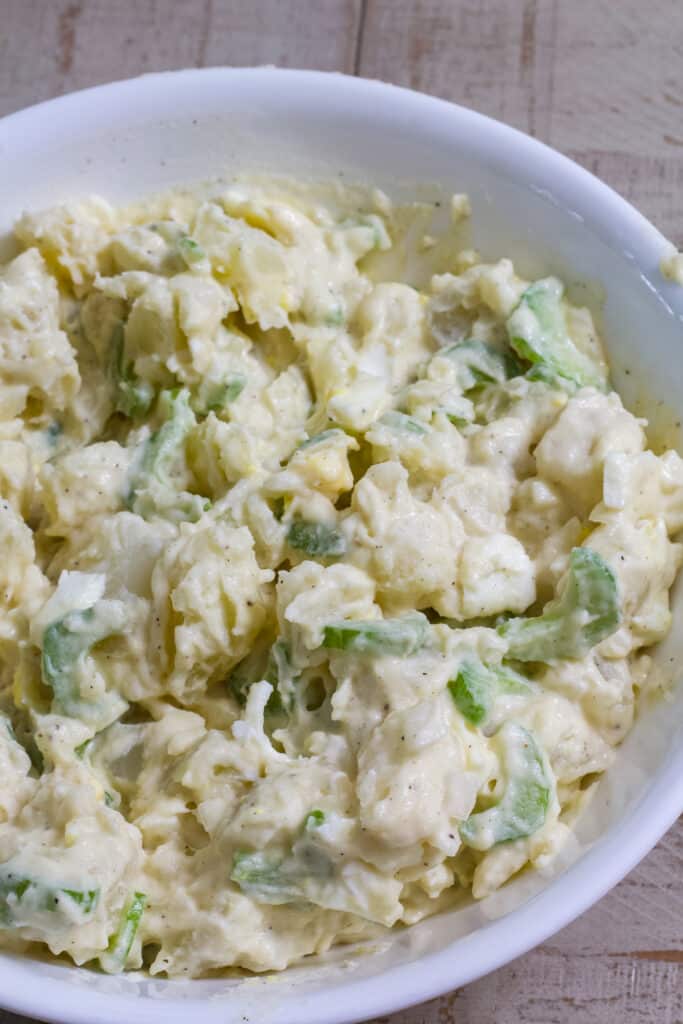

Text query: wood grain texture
(0, 0), (363, 117)
(0, 2), (682, 1022)
(359, 0), (683, 241)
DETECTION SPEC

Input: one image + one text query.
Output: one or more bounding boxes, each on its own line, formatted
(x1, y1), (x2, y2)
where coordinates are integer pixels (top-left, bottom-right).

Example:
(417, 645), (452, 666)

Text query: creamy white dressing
(0, 179), (681, 978)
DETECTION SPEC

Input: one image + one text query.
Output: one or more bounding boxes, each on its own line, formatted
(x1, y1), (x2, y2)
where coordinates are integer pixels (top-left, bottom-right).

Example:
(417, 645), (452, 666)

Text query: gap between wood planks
(353, 0), (368, 74)
(610, 950), (683, 964)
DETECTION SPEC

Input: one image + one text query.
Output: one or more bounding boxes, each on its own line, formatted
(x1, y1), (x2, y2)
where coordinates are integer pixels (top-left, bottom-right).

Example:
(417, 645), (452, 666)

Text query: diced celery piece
(194, 374), (246, 415)
(0, 864), (99, 928)
(322, 613), (428, 658)
(506, 278), (607, 389)
(448, 659), (532, 726)
(42, 603), (128, 729)
(298, 429), (345, 450)
(177, 235), (206, 266)
(228, 639), (292, 716)
(460, 722), (551, 849)
(99, 891), (146, 973)
(378, 411), (428, 436)
(287, 520), (347, 559)
(304, 809), (325, 831)
(109, 322), (154, 419)
(442, 339), (522, 391)
(499, 547), (619, 662)
(126, 388), (207, 523)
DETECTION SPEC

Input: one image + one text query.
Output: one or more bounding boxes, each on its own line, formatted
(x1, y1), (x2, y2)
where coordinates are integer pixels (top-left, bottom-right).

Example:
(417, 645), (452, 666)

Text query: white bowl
(0, 67), (682, 1024)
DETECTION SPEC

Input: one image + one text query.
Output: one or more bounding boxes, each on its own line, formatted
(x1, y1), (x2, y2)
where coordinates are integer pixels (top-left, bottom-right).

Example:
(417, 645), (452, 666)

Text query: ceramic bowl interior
(0, 67), (682, 1024)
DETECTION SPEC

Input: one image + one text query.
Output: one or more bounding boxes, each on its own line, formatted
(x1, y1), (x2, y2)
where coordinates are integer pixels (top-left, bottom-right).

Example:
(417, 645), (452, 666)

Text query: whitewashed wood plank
(0, 0), (207, 116)
(382, 949), (682, 1024)
(199, 0), (361, 72)
(547, 822), (683, 958)
(358, 0), (683, 235)
(358, 0), (552, 134)
(548, 0), (683, 157)
(0, 0), (362, 118)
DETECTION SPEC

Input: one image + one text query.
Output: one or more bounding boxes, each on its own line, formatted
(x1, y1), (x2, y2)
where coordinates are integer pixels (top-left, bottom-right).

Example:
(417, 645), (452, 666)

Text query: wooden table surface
(0, 2), (681, 1022)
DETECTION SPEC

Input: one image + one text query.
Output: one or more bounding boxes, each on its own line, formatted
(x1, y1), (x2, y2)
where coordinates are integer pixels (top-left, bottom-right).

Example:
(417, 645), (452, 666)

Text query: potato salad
(0, 179), (681, 978)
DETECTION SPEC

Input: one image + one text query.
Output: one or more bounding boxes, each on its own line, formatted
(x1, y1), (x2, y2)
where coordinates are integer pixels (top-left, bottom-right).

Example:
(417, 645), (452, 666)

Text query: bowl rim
(0, 65), (682, 1024)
